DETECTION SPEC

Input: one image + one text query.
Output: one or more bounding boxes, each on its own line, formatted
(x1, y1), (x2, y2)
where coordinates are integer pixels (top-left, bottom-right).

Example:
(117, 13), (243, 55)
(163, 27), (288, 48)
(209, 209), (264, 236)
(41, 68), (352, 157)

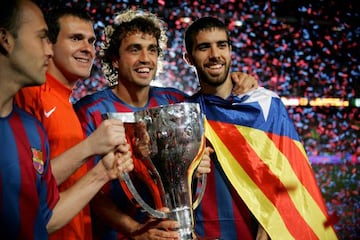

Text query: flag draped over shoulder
(189, 87), (338, 240)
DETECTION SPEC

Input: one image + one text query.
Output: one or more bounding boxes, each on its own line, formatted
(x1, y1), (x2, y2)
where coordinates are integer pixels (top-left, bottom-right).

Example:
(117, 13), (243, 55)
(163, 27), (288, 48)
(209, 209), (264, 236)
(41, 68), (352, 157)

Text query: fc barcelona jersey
(0, 105), (59, 239)
(74, 86), (186, 240)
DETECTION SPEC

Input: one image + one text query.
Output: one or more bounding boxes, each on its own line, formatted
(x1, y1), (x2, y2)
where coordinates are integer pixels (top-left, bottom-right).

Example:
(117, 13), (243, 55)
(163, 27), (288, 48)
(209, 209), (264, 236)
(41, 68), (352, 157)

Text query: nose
(139, 49), (150, 63)
(209, 45), (220, 59)
(81, 40), (96, 56)
(45, 39), (53, 58)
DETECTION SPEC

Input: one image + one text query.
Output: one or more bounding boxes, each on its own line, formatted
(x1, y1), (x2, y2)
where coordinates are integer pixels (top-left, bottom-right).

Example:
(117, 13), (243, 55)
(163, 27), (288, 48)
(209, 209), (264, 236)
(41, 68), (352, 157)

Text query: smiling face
(185, 28), (231, 90)
(112, 31), (158, 89)
(50, 15), (96, 85)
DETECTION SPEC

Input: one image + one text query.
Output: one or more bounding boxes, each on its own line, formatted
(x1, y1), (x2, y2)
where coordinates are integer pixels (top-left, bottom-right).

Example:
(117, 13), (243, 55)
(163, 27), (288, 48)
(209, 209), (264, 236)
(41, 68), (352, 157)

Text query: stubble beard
(198, 64), (230, 87)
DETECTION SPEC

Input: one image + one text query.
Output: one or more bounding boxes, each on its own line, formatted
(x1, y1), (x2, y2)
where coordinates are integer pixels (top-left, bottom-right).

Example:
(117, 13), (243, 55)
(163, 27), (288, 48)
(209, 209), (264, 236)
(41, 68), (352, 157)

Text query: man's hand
(196, 146), (213, 177)
(231, 72), (258, 95)
(88, 119), (127, 156)
(101, 143), (134, 180)
(131, 208), (180, 240)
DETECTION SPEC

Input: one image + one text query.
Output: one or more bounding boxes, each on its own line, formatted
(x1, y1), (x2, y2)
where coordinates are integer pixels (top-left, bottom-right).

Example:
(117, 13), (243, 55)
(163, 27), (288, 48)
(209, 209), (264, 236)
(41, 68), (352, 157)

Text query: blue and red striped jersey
(0, 105), (59, 240)
(73, 86), (187, 240)
(74, 87), (186, 143)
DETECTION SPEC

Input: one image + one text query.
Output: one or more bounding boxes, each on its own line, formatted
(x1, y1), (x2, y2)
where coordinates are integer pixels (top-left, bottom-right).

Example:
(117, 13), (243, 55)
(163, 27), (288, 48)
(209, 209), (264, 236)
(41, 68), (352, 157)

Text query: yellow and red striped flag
(190, 87), (338, 239)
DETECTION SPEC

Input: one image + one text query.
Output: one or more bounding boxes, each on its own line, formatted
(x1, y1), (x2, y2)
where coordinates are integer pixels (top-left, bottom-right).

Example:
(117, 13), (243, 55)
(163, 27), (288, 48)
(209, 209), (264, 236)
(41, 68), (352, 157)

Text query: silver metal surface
(108, 103), (206, 239)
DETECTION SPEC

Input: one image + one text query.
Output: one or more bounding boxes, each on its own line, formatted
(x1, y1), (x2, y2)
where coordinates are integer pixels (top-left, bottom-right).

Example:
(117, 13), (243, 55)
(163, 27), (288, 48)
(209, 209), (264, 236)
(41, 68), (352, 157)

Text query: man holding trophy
(74, 9), (257, 240)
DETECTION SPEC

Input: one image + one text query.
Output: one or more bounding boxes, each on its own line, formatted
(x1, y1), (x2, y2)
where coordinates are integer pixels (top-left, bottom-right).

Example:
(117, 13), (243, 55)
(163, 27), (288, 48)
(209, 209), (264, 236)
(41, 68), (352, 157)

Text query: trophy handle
(121, 135), (207, 219)
(105, 112), (168, 218)
(192, 174), (207, 209)
(187, 135), (207, 210)
(122, 172), (168, 219)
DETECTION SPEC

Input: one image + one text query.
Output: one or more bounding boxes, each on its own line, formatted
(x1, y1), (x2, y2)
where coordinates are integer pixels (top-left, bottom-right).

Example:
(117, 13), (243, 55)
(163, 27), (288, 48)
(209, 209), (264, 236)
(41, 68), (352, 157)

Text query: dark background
(39, 0), (360, 238)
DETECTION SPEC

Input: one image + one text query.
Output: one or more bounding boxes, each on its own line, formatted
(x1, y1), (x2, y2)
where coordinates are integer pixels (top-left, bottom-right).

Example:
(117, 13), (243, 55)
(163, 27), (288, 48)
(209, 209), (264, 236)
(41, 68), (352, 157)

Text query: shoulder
(151, 86), (188, 98)
(245, 87), (280, 99)
(153, 86), (185, 94)
(11, 106), (48, 137)
(13, 105), (41, 123)
(15, 85), (42, 103)
(238, 87), (282, 105)
(74, 88), (110, 109)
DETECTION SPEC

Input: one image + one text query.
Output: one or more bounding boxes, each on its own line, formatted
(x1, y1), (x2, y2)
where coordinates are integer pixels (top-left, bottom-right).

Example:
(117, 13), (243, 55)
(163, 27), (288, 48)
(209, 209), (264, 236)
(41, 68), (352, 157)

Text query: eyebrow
(37, 28), (49, 36)
(70, 33), (96, 41)
(195, 40), (228, 48)
(126, 43), (158, 49)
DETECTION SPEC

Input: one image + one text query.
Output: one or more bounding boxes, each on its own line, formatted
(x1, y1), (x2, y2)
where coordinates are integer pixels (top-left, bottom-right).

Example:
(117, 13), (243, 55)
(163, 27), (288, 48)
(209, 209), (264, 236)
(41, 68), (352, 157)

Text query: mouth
(207, 63), (223, 70)
(206, 62), (224, 74)
(134, 67), (153, 78)
(75, 57), (91, 63)
(43, 60), (49, 69)
(135, 67), (151, 73)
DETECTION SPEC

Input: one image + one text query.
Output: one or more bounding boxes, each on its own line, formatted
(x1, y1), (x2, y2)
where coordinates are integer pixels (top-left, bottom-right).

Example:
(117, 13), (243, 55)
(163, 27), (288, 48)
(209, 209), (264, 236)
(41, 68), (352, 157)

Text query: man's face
(187, 28), (231, 88)
(10, 0), (53, 87)
(51, 15), (96, 84)
(113, 32), (158, 89)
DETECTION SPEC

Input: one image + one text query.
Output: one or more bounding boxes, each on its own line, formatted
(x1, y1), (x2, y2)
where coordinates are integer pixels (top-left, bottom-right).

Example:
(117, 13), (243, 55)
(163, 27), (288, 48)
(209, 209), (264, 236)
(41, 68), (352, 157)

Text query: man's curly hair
(100, 9), (168, 87)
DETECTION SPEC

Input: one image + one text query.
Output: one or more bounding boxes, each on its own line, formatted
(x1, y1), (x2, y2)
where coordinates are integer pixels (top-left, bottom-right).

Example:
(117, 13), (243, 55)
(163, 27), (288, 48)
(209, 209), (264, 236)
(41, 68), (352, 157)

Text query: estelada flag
(189, 87), (338, 239)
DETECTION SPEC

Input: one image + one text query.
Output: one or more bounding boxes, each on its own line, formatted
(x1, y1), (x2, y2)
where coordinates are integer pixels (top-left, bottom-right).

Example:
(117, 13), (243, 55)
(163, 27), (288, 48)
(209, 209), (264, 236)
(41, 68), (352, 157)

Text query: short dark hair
(44, 7), (93, 44)
(184, 16), (230, 54)
(0, 0), (23, 55)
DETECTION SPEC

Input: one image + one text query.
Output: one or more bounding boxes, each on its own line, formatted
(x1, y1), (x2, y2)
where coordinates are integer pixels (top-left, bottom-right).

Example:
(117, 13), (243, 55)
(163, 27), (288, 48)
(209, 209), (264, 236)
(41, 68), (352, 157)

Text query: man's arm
(51, 118), (127, 184)
(47, 144), (133, 233)
(91, 191), (180, 240)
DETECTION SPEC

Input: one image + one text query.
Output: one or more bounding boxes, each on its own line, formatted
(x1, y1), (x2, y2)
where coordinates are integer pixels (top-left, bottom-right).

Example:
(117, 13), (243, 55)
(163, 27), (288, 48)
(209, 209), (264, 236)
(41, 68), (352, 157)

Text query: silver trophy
(107, 103), (206, 240)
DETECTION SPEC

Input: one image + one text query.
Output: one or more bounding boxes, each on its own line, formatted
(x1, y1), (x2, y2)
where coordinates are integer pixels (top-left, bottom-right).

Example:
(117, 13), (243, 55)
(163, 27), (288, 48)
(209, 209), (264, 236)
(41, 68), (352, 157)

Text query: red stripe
(209, 121), (318, 239)
(229, 185), (254, 239)
(36, 120), (57, 211)
(10, 113), (36, 240)
(201, 161), (221, 236)
(267, 133), (328, 215)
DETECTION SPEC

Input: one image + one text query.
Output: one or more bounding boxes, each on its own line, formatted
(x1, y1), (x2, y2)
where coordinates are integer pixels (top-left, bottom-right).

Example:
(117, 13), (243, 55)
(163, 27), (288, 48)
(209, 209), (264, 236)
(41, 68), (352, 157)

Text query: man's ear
(0, 28), (13, 55)
(112, 59), (119, 69)
(183, 52), (194, 66)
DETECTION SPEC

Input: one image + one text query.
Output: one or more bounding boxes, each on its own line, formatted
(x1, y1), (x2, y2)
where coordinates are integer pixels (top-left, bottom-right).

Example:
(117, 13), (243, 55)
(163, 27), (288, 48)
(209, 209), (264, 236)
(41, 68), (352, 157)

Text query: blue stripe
(19, 107), (50, 239)
(213, 161), (237, 236)
(0, 112), (21, 237)
(0, 107), (50, 239)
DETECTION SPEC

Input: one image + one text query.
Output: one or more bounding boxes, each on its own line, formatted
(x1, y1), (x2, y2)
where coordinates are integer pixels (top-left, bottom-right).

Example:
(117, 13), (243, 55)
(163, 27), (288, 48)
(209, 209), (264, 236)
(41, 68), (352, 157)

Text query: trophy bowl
(107, 102), (206, 240)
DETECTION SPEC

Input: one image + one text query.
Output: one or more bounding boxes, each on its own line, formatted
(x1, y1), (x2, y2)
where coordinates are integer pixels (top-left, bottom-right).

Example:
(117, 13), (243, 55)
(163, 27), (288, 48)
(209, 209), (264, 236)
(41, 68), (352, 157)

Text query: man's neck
(47, 62), (78, 90)
(0, 67), (20, 117)
(112, 82), (150, 108)
(200, 77), (232, 99)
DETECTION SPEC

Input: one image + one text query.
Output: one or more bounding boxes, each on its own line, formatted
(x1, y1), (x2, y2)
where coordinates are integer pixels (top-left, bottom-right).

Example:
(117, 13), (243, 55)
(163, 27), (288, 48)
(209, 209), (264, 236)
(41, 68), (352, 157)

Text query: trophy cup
(107, 103), (206, 240)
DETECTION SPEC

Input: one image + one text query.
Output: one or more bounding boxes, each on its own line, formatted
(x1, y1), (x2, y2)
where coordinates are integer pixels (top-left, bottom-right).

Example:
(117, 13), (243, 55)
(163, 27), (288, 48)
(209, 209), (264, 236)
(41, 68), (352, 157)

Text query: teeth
(209, 64), (222, 69)
(136, 68), (150, 73)
(76, 58), (89, 63)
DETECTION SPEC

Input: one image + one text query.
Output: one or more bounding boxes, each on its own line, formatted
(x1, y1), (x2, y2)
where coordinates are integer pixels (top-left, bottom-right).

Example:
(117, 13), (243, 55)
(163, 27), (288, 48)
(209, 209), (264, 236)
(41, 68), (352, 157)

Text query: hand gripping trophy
(107, 102), (206, 240)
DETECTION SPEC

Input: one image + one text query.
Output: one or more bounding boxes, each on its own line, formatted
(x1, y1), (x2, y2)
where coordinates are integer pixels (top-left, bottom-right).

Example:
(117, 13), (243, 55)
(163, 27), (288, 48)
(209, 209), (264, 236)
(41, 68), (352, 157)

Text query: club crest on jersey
(31, 148), (44, 174)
